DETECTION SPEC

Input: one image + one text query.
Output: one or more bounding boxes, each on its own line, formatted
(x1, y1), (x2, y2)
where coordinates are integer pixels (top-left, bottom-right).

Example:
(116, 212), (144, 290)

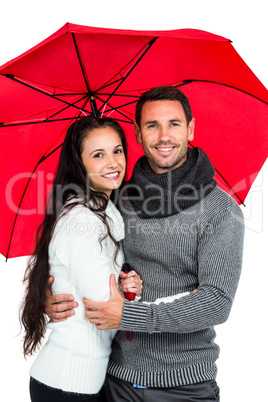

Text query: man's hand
(83, 274), (124, 330)
(45, 276), (78, 322)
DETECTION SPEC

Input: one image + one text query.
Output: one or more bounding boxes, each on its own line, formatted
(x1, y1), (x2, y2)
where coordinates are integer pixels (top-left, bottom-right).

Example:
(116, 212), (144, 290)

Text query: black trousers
(102, 374), (220, 402)
(30, 377), (104, 402)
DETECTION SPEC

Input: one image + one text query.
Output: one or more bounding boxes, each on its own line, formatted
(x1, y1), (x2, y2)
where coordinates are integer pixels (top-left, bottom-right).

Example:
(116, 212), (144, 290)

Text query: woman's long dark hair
(20, 116), (128, 356)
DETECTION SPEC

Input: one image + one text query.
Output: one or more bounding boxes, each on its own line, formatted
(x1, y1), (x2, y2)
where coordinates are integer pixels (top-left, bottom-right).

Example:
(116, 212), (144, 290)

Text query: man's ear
(188, 118), (195, 142)
(134, 122), (142, 144)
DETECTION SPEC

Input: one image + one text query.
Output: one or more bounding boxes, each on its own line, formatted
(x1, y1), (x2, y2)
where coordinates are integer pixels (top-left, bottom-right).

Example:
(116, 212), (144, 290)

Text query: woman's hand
(118, 270), (143, 296)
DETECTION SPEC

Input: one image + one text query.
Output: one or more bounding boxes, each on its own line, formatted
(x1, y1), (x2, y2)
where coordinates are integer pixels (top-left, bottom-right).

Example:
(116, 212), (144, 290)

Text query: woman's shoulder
(51, 199), (124, 244)
(67, 200), (123, 223)
(66, 205), (103, 231)
(52, 203), (100, 239)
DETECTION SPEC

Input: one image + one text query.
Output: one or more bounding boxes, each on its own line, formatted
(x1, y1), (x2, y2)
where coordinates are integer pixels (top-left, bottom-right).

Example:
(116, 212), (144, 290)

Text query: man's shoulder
(205, 186), (239, 208)
(198, 185), (244, 225)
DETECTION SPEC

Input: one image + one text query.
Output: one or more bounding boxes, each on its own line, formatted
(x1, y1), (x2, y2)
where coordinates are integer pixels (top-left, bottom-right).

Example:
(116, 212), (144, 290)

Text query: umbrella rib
(43, 95), (89, 122)
(94, 94), (134, 122)
(95, 92), (140, 99)
(96, 78), (126, 92)
(72, 33), (99, 117)
(56, 92), (88, 96)
(0, 117), (83, 128)
(71, 33), (91, 93)
(0, 95), (89, 127)
(5, 147), (64, 261)
(42, 96), (90, 162)
(1, 74), (93, 114)
(101, 99), (139, 114)
(178, 79), (268, 105)
(98, 37), (158, 114)
(5, 158), (46, 261)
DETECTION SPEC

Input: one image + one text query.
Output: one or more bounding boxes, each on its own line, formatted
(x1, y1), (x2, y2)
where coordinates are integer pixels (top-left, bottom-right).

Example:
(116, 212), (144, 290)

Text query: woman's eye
(114, 148), (123, 154)
(93, 153), (103, 158)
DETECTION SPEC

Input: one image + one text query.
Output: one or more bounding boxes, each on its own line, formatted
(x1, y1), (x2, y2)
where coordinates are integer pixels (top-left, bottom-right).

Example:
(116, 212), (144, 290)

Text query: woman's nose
(106, 155), (118, 168)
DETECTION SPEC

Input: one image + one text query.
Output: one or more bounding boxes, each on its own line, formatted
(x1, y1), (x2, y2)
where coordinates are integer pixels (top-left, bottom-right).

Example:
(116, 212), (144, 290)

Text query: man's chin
(148, 159), (178, 174)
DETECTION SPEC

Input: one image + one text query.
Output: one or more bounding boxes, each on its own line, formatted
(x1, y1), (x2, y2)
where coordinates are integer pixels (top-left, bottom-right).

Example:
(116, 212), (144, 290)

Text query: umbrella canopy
(0, 22), (268, 259)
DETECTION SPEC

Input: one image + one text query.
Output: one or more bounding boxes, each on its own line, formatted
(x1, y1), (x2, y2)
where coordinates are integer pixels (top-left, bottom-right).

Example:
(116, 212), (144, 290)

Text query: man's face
(135, 100), (195, 174)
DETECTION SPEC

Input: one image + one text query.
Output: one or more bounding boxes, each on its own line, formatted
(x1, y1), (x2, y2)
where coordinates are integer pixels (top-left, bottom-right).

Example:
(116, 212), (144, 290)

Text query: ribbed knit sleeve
(120, 203), (244, 334)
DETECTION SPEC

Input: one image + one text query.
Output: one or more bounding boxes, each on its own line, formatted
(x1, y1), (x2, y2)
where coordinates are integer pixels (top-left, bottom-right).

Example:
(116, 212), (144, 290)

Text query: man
(46, 86), (244, 401)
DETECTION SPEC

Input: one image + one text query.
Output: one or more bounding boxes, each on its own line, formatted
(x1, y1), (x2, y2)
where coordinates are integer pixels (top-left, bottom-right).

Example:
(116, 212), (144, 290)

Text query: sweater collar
(126, 147), (217, 219)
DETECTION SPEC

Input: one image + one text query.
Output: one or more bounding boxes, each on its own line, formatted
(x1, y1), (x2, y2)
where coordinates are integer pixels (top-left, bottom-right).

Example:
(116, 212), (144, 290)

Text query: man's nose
(158, 126), (170, 142)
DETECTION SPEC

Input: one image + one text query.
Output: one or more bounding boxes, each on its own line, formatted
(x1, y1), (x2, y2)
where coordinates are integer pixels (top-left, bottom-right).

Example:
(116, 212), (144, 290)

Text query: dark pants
(30, 377), (104, 402)
(102, 374), (220, 402)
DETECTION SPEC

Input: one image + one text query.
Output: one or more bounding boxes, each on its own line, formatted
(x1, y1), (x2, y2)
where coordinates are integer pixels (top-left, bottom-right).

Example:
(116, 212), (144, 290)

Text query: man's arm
(45, 271), (142, 322)
(45, 276), (78, 322)
(84, 274), (124, 329)
(84, 203), (244, 333)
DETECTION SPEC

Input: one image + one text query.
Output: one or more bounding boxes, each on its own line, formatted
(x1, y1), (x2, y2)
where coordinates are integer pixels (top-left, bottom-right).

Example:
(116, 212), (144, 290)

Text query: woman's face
(81, 126), (126, 198)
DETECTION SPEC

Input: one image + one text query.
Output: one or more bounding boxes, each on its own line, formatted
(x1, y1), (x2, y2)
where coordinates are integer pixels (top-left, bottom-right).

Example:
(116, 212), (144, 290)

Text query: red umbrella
(1, 22), (268, 259)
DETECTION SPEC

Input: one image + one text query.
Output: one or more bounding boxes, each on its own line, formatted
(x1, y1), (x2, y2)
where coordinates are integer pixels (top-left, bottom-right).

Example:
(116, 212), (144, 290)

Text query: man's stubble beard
(145, 143), (188, 173)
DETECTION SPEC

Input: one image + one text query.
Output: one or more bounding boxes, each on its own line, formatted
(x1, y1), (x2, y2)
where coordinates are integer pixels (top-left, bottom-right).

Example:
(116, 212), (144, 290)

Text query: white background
(0, 1), (267, 401)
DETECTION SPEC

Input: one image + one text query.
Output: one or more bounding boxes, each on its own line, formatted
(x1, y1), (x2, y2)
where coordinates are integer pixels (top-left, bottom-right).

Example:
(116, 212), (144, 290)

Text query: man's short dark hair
(135, 85), (193, 128)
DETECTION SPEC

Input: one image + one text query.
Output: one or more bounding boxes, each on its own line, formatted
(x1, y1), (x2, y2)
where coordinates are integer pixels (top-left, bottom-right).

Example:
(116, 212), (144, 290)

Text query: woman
(20, 116), (142, 401)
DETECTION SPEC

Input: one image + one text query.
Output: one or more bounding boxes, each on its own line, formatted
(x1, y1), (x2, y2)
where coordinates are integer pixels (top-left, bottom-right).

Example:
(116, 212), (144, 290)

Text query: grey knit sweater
(107, 151), (244, 388)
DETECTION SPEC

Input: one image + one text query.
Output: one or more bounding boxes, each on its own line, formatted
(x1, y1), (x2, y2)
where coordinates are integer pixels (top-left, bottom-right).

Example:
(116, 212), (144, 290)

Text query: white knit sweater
(30, 200), (124, 394)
